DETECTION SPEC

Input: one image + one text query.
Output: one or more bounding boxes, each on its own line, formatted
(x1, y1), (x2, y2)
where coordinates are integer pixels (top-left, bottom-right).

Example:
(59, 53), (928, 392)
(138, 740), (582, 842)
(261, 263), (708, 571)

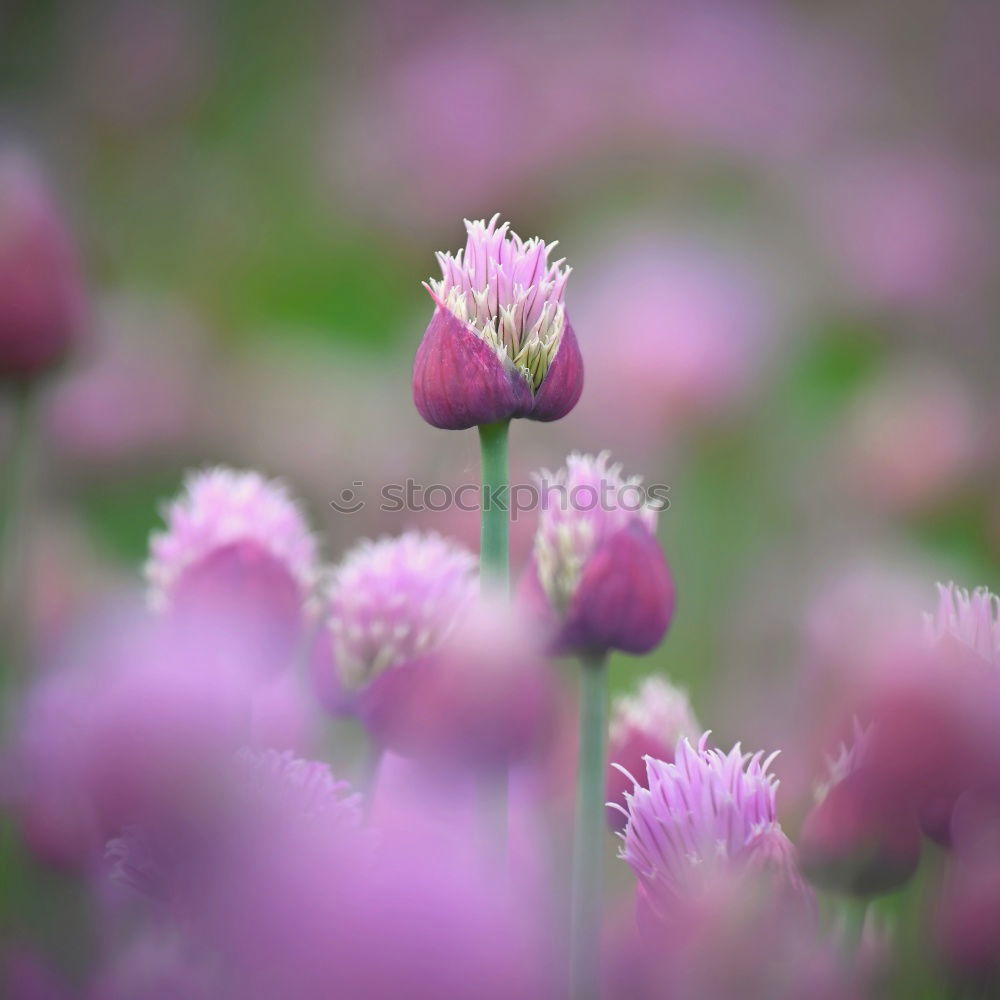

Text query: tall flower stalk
(0, 382), (39, 697)
(478, 420), (510, 590)
(569, 649), (608, 1000)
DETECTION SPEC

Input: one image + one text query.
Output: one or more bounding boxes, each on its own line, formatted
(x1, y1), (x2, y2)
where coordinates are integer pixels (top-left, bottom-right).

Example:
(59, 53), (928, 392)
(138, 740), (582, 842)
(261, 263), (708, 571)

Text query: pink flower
(798, 721), (921, 897)
(369, 597), (556, 769)
(9, 604), (256, 869)
(616, 734), (805, 913)
(925, 582), (1000, 668)
(521, 452), (675, 656)
(146, 467), (318, 673)
(606, 677), (700, 832)
(413, 215), (583, 429)
(311, 531), (477, 744)
(0, 150), (87, 382)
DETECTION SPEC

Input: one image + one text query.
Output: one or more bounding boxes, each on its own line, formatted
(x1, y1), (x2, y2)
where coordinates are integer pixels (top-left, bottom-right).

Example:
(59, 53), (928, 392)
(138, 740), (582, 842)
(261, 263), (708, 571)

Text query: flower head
(617, 734), (794, 905)
(925, 582), (1000, 667)
(799, 720), (921, 898)
(521, 452), (675, 655)
(606, 677), (700, 832)
(414, 215), (583, 429)
(146, 467), (317, 613)
(313, 532), (477, 741)
(0, 150), (87, 382)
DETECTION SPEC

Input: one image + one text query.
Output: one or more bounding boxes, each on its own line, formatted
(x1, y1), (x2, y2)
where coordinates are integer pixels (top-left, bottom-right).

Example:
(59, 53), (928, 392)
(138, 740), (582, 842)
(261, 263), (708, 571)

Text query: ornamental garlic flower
(311, 531), (478, 746)
(606, 677), (700, 832)
(925, 582), (1000, 667)
(146, 467), (318, 672)
(798, 721), (921, 897)
(0, 151), (87, 382)
(616, 734), (804, 913)
(413, 215), (583, 429)
(521, 452), (675, 656)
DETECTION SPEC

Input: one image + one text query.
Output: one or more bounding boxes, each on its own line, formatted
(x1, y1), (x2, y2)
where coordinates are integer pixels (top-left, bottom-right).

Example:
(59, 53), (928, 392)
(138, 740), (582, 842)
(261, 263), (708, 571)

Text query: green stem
(1, 382), (40, 709)
(570, 650), (609, 1000)
(478, 420), (510, 593)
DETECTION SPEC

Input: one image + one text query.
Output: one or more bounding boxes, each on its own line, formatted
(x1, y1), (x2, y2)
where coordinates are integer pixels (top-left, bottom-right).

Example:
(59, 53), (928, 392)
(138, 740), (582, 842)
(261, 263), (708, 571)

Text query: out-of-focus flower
(146, 468), (318, 673)
(88, 930), (223, 1000)
(617, 734), (808, 920)
(1, 945), (73, 1000)
(106, 747), (363, 912)
(249, 671), (323, 757)
(573, 236), (780, 457)
(521, 452), (675, 656)
(799, 721), (921, 897)
(413, 215), (583, 430)
(810, 150), (988, 315)
(9, 604), (256, 868)
(181, 789), (556, 1000)
(934, 793), (1000, 989)
(605, 873), (852, 1000)
(311, 531), (477, 743)
(925, 581), (1000, 668)
(606, 677), (700, 832)
(911, 582), (1000, 844)
(47, 294), (206, 467)
(370, 597), (556, 769)
(0, 151), (86, 382)
(836, 364), (979, 515)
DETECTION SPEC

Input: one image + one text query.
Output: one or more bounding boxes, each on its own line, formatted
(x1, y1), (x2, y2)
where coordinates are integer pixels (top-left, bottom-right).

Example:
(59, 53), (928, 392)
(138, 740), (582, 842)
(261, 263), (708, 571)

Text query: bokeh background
(2, 0), (999, 796)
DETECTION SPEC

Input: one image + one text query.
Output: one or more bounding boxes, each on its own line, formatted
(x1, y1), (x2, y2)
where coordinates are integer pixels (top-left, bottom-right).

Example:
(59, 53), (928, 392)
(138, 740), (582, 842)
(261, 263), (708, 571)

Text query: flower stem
(1, 381), (40, 709)
(478, 420), (510, 593)
(570, 650), (609, 1000)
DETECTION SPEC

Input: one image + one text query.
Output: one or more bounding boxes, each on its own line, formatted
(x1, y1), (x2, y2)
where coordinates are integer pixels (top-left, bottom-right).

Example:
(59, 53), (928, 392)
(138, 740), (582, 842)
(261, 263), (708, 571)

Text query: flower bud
(0, 151), (86, 382)
(413, 215), (583, 429)
(798, 723), (921, 897)
(521, 452), (675, 657)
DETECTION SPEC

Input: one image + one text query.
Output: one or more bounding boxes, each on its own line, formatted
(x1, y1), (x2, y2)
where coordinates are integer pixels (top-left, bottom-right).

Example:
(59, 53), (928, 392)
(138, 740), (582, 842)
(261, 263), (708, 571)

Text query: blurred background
(1, 0), (998, 766)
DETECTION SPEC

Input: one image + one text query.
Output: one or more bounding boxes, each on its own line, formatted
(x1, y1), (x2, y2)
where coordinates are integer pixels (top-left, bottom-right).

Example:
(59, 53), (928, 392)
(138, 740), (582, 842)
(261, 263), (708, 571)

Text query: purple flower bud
(606, 677), (699, 833)
(0, 152), (86, 382)
(413, 215), (583, 429)
(798, 722), (921, 897)
(521, 452), (675, 657)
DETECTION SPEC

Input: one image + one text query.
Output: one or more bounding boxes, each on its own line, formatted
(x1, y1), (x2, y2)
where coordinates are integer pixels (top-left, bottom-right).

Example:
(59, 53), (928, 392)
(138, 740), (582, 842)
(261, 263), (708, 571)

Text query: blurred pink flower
(925, 581), (1000, 667)
(0, 151), (87, 382)
(606, 677), (700, 833)
(369, 597), (556, 770)
(572, 236), (780, 456)
(47, 294), (206, 466)
(147, 467), (318, 673)
(311, 531), (477, 740)
(147, 467), (317, 612)
(799, 721), (921, 897)
(9, 604), (257, 868)
(521, 452), (675, 656)
(811, 150), (990, 314)
(836, 364), (979, 515)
